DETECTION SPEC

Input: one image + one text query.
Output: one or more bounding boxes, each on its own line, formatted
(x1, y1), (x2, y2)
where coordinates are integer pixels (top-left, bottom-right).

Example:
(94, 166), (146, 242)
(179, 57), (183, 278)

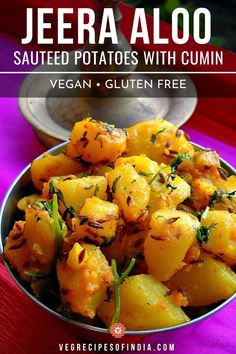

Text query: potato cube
(67, 118), (127, 165)
(201, 210), (236, 265)
(126, 119), (194, 164)
(144, 209), (200, 281)
(73, 197), (120, 246)
(107, 163), (150, 222)
(31, 153), (85, 190)
(98, 274), (189, 330)
(166, 251), (236, 306)
(50, 175), (107, 215)
(57, 243), (114, 318)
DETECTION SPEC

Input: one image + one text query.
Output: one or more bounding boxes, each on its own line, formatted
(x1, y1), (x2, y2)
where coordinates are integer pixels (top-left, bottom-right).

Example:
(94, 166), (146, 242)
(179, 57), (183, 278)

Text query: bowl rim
(1, 141), (236, 336)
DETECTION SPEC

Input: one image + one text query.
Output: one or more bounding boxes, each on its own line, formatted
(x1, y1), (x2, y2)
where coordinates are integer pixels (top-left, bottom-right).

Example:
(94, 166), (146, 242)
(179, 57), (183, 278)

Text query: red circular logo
(110, 323), (126, 338)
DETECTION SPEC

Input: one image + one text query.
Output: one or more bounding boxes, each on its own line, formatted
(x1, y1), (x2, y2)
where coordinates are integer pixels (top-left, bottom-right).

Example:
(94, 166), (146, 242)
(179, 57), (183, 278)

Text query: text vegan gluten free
(49, 78), (187, 90)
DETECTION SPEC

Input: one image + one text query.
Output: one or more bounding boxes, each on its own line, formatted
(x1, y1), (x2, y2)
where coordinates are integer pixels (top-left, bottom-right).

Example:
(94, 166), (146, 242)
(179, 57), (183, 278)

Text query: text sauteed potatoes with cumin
(4, 118), (236, 331)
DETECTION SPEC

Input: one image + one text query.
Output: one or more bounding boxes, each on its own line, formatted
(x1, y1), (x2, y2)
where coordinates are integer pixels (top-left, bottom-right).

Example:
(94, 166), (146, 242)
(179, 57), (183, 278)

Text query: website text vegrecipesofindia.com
(58, 342), (175, 352)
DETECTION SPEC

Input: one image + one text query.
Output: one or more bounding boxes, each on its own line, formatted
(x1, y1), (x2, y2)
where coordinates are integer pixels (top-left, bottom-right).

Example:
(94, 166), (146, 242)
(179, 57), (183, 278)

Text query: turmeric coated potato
(107, 163), (151, 222)
(144, 209), (200, 281)
(178, 149), (236, 212)
(57, 243), (113, 318)
(126, 119), (194, 164)
(4, 202), (67, 279)
(72, 197), (120, 246)
(17, 193), (41, 211)
(31, 153), (85, 190)
(116, 156), (190, 213)
(148, 163), (191, 213)
(166, 251), (236, 306)
(46, 175), (107, 215)
(4, 221), (31, 280)
(201, 210), (236, 265)
(97, 274), (189, 330)
(23, 205), (58, 272)
(102, 228), (148, 274)
(67, 118), (127, 165)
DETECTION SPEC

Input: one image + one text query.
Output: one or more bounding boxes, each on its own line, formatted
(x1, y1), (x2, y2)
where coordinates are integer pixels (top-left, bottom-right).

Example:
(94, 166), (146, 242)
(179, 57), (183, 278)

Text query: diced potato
(67, 118), (127, 165)
(66, 242), (89, 270)
(23, 205), (58, 272)
(48, 175), (107, 215)
(31, 153), (84, 190)
(214, 175), (236, 212)
(4, 202), (67, 279)
(57, 243), (114, 318)
(194, 150), (220, 172)
(174, 150), (221, 181)
(126, 119), (194, 164)
(97, 274), (189, 330)
(17, 194), (41, 211)
(92, 164), (113, 177)
(184, 241), (201, 264)
(144, 209), (200, 281)
(116, 156), (190, 213)
(115, 154), (160, 184)
(201, 210), (236, 265)
(189, 177), (216, 211)
(166, 251), (236, 306)
(148, 163), (191, 213)
(107, 163), (150, 222)
(102, 228), (148, 274)
(72, 197), (120, 246)
(4, 221), (31, 280)
(178, 150), (236, 211)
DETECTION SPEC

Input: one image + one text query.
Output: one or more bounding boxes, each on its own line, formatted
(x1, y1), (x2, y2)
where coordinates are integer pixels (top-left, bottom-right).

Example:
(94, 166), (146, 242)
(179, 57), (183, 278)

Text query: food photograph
(0, 0), (236, 354)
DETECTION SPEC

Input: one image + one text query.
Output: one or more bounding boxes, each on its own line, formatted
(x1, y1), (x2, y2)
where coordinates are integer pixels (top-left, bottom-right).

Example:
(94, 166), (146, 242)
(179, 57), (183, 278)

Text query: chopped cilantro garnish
(166, 183), (177, 191)
(138, 171), (153, 177)
(170, 153), (190, 177)
(196, 223), (217, 245)
(150, 129), (166, 144)
(49, 181), (56, 194)
(63, 206), (76, 220)
(94, 184), (99, 196)
(112, 175), (121, 193)
(52, 194), (63, 253)
(34, 201), (53, 216)
(84, 185), (93, 190)
(148, 171), (160, 185)
(150, 134), (156, 144)
(79, 216), (89, 225)
(209, 190), (236, 208)
(110, 258), (136, 327)
(24, 271), (47, 280)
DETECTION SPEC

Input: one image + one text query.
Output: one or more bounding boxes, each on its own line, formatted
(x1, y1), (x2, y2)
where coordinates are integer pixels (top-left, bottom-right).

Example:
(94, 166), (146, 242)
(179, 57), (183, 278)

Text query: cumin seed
(127, 196), (133, 206)
(150, 235), (164, 241)
(11, 232), (23, 241)
(78, 249), (86, 263)
(87, 221), (104, 229)
(8, 238), (27, 250)
(166, 217), (180, 224)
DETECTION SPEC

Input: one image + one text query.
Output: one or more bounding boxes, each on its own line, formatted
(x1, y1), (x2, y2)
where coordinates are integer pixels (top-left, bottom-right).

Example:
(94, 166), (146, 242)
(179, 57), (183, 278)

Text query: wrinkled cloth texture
(0, 2), (236, 354)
